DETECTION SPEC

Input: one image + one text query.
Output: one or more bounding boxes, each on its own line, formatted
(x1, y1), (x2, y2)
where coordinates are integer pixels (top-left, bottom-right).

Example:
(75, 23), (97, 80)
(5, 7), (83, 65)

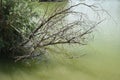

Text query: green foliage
(8, 0), (38, 36)
(0, 0), (38, 59)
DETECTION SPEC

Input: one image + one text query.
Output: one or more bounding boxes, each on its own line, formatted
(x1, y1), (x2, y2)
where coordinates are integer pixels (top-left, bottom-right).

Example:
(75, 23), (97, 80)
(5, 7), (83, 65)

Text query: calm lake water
(0, 0), (120, 80)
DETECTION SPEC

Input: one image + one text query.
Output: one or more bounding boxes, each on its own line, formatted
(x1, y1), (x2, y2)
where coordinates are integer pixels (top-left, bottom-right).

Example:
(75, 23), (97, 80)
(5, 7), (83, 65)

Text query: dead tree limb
(14, 2), (105, 62)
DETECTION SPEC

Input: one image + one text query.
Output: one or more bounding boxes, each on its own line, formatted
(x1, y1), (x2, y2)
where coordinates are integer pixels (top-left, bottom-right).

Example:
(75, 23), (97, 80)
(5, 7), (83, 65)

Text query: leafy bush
(0, 0), (38, 60)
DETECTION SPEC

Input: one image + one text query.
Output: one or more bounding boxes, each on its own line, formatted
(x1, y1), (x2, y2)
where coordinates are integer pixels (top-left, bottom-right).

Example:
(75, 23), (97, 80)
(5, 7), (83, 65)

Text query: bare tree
(11, 2), (105, 62)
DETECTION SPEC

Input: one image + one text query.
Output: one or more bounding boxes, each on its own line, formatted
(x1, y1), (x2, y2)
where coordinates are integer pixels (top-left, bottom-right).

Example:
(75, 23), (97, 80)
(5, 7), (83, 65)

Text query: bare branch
(14, 2), (105, 62)
(20, 2), (100, 46)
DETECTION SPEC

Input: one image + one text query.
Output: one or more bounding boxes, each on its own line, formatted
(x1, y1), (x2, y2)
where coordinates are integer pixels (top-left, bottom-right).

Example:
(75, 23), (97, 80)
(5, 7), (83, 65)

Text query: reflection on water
(0, 0), (120, 80)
